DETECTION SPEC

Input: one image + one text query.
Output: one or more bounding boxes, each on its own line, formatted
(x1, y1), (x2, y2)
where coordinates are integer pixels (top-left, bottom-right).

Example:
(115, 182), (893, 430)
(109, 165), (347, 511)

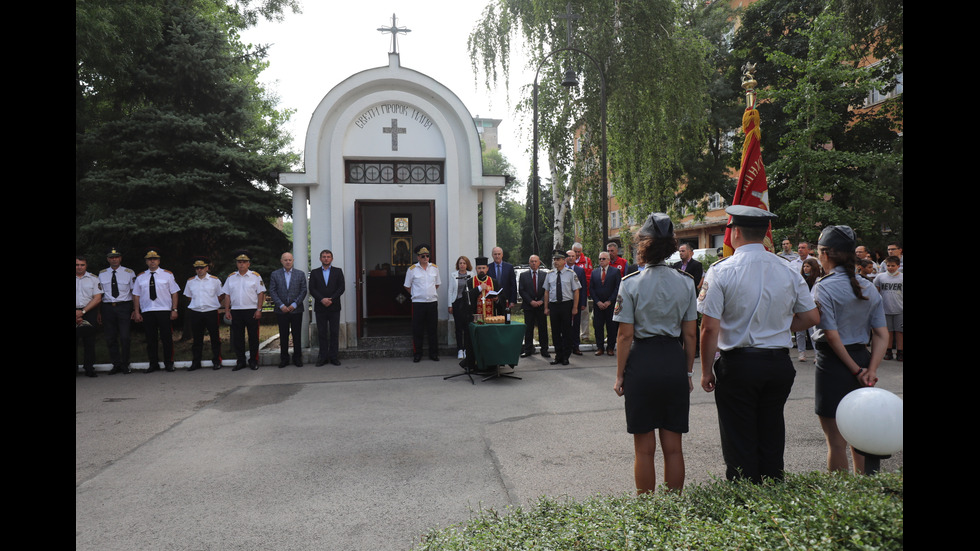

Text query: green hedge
(415, 470), (903, 550)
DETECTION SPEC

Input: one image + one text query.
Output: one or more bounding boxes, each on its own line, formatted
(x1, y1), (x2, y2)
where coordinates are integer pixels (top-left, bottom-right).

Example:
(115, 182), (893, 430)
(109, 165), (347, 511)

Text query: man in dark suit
(518, 254), (549, 358)
(672, 244), (704, 291)
(566, 250), (588, 355)
(309, 249), (345, 366)
(488, 246), (517, 316)
(269, 252), (309, 367)
(590, 251), (621, 356)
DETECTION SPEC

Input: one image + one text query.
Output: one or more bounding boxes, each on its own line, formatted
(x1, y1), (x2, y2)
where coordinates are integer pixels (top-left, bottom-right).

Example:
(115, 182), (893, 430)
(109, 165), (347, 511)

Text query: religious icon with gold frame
(391, 237), (412, 267)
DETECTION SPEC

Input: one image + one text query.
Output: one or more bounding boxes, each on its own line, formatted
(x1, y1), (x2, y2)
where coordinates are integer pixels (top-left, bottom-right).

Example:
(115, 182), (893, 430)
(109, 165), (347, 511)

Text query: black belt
(814, 342), (867, 352)
(634, 335), (676, 343)
(721, 347), (789, 357)
(103, 300), (133, 306)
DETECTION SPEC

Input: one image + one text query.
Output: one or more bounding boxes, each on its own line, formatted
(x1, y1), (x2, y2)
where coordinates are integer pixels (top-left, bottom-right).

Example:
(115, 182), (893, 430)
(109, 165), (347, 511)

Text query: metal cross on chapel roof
(378, 13), (411, 54)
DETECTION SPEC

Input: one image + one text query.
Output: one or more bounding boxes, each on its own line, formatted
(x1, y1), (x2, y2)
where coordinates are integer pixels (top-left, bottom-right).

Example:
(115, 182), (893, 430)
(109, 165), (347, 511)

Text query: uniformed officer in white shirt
(543, 249), (581, 365)
(698, 205), (820, 482)
(132, 249), (181, 372)
(403, 244), (441, 362)
(184, 256), (225, 370)
(76, 255), (103, 377)
(222, 251), (266, 370)
(99, 247), (136, 374)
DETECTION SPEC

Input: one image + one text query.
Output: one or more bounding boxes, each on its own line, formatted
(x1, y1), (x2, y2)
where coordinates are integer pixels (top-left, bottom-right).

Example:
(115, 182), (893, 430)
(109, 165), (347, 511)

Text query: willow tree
(468, 0), (711, 253)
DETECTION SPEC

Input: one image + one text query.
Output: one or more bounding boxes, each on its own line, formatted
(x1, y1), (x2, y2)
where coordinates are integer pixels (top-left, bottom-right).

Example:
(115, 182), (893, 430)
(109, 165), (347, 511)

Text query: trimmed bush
(415, 470), (903, 550)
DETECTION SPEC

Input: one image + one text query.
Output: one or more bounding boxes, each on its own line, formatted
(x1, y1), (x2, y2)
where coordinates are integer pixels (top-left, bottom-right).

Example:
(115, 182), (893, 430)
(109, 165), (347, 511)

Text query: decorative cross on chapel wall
(383, 119), (406, 151)
(378, 13), (411, 54)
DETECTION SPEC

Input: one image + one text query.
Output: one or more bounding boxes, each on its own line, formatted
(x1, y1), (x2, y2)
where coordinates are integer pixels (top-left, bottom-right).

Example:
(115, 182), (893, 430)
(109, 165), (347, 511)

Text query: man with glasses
(404, 244), (441, 362)
(880, 243), (903, 273)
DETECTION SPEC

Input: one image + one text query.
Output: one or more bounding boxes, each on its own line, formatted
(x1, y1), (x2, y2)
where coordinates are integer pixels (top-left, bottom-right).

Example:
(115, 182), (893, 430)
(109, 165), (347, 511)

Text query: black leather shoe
(541, 352), (551, 358)
(413, 355), (421, 363)
(249, 360), (259, 371)
(572, 348), (582, 356)
(520, 351), (533, 358)
(430, 355), (440, 361)
(315, 359), (328, 367)
(232, 363), (246, 371)
(550, 359), (561, 365)
(165, 364), (175, 372)
(330, 359), (341, 366)
(108, 365), (122, 375)
(146, 365), (160, 373)
(188, 363), (202, 372)
(85, 369), (98, 378)
(212, 360), (222, 370)
(562, 359), (570, 365)
(294, 358), (303, 367)
(121, 364), (132, 374)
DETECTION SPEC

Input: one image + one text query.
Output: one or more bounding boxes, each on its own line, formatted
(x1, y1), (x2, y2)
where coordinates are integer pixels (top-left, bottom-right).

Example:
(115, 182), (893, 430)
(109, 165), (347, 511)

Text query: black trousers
(230, 309), (259, 365)
(412, 301), (439, 357)
(451, 298), (471, 352)
(75, 309), (99, 370)
(522, 306), (548, 353)
(143, 310), (174, 367)
(276, 311), (304, 362)
(592, 305), (618, 352)
(101, 301), (132, 367)
(714, 348), (795, 482)
(548, 301), (573, 361)
(189, 309), (222, 365)
(315, 309), (340, 362)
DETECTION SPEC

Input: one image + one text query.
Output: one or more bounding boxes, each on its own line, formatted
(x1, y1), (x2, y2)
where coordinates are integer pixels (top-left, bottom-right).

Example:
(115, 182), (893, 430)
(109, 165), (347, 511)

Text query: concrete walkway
(76, 350), (903, 550)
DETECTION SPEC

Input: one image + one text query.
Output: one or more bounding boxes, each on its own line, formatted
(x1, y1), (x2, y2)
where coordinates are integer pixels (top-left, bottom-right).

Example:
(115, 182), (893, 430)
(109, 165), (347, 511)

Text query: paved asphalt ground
(76, 348), (903, 550)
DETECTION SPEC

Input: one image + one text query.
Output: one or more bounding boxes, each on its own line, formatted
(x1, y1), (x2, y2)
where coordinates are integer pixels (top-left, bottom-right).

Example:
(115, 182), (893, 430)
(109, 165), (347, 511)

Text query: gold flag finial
(741, 62), (758, 109)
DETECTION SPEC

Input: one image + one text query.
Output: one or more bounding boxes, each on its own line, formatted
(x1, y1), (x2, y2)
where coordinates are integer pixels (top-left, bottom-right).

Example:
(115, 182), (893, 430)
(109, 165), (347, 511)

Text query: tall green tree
(76, 0), (300, 278)
(733, 0), (902, 247)
(469, 0), (711, 251)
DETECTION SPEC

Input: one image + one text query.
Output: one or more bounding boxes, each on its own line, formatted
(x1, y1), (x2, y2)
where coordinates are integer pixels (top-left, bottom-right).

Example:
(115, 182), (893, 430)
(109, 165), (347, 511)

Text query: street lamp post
(531, 48), (607, 256)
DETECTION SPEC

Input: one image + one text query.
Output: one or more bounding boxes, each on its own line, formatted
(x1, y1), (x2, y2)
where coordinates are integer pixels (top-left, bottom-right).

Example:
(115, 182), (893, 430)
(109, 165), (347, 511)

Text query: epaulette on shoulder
(677, 269), (695, 281)
(228, 271), (237, 277)
(99, 268), (109, 274)
(186, 276), (195, 281)
(209, 274), (219, 279)
(816, 272), (836, 283)
(137, 271), (146, 276)
(430, 263), (438, 268)
(410, 263), (420, 270)
(711, 256), (731, 267)
(622, 270), (640, 281)
(162, 269), (174, 274)
(250, 270), (261, 277)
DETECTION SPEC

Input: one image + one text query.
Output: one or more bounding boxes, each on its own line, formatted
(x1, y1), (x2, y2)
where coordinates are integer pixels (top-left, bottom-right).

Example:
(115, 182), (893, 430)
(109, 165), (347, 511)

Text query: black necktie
(149, 272), (157, 301)
(111, 270), (119, 298)
(556, 271), (563, 302)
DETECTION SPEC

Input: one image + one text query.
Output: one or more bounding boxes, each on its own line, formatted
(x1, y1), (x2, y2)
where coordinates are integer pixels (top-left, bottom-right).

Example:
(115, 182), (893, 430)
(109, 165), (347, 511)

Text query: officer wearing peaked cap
(404, 244), (441, 362)
(99, 247), (136, 374)
(698, 205), (820, 482)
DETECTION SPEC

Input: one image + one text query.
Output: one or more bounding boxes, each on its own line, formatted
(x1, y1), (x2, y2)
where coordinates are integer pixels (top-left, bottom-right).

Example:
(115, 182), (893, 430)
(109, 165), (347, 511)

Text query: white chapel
(280, 49), (506, 350)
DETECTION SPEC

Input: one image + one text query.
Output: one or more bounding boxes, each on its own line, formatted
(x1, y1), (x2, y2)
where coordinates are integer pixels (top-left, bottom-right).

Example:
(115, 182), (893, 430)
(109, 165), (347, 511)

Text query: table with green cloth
(468, 322), (525, 373)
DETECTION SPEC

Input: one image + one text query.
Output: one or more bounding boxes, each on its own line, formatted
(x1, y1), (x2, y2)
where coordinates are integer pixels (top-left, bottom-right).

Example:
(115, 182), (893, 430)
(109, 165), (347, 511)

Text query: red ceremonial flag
(723, 106), (773, 256)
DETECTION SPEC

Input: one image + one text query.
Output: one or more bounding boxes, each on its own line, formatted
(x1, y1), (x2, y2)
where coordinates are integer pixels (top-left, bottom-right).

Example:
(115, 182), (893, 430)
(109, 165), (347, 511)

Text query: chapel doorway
(355, 200), (435, 338)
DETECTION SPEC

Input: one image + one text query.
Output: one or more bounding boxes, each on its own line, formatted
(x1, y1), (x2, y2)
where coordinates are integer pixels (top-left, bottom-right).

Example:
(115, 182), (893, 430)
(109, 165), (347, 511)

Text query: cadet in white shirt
(698, 206), (819, 483)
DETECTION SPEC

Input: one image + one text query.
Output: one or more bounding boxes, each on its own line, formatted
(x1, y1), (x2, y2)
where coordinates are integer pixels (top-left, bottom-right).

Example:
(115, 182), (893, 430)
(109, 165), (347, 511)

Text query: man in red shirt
(606, 240), (628, 275)
(572, 242), (592, 342)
